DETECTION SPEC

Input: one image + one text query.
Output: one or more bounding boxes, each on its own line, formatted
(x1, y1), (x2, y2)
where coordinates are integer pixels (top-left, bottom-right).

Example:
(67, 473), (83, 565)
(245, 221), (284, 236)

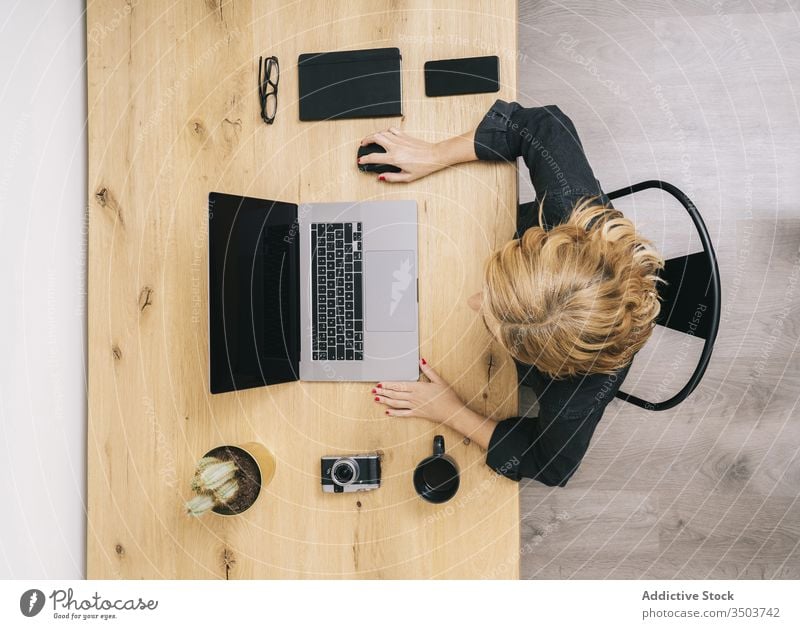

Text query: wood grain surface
(86, 0), (520, 579)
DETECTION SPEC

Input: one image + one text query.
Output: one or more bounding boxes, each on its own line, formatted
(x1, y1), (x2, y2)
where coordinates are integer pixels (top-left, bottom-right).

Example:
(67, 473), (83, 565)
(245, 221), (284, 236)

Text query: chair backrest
(606, 181), (721, 411)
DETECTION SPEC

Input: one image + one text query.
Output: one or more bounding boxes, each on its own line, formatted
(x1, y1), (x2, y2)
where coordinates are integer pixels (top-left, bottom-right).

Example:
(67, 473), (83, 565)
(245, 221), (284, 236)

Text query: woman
(358, 100), (663, 486)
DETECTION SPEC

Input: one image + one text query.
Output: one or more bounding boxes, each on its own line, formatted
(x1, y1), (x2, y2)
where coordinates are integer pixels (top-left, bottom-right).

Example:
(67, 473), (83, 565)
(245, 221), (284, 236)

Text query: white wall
(0, 1), (86, 579)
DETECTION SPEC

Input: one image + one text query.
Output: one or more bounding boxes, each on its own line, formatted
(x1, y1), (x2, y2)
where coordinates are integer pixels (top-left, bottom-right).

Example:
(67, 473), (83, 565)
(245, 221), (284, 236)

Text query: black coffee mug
(414, 435), (460, 503)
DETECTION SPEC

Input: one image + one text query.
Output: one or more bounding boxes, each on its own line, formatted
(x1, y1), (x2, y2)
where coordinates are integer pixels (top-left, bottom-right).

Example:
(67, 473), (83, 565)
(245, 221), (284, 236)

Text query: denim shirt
(474, 99), (629, 486)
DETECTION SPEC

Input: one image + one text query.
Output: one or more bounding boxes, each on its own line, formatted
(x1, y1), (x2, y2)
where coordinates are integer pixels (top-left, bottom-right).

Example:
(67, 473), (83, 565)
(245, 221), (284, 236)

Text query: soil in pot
(204, 445), (262, 515)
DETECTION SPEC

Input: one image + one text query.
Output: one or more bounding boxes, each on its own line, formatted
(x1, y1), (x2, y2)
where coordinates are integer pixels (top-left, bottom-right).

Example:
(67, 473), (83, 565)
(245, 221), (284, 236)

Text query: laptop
(208, 192), (419, 394)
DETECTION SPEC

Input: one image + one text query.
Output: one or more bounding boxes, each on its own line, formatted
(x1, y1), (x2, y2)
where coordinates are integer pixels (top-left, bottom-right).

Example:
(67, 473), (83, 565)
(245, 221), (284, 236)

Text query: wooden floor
(516, 0), (800, 579)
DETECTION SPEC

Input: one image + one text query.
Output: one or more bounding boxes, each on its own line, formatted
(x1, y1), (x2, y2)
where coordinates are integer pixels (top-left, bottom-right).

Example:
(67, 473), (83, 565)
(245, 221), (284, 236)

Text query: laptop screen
(208, 193), (300, 393)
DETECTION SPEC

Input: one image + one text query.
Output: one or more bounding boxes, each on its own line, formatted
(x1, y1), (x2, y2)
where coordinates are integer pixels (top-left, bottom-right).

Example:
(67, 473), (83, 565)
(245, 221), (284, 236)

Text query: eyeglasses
(258, 56), (279, 124)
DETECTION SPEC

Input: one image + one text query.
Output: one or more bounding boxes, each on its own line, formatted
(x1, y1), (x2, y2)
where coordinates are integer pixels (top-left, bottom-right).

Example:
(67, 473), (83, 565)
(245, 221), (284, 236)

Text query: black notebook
(298, 47), (402, 121)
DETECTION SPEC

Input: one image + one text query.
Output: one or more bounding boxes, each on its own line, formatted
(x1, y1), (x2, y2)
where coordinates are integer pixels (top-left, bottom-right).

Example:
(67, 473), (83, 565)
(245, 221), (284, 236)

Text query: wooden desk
(87, 0), (519, 578)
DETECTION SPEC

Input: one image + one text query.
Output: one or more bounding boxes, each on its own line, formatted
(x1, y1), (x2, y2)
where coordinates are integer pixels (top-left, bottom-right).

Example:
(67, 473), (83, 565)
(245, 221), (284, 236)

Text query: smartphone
(424, 55), (500, 97)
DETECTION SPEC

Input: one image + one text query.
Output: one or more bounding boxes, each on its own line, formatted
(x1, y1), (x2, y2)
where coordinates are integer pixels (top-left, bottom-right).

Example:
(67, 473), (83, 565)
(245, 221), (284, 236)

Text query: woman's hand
(375, 357), (499, 449)
(372, 359), (466, 422)
(358, 128), (448, 183)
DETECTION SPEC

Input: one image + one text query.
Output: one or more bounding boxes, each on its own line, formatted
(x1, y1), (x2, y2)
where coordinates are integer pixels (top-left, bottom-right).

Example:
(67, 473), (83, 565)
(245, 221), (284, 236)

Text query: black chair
(606, 180), (721, 411)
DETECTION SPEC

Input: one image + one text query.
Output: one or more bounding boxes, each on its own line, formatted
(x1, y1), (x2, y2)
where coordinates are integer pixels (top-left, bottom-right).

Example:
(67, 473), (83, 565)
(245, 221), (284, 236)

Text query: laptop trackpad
(365, 250), (416, 332)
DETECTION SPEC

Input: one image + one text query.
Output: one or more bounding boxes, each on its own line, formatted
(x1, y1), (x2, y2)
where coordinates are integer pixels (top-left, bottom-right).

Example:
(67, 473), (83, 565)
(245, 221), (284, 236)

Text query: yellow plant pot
(197, 442), (276, 517)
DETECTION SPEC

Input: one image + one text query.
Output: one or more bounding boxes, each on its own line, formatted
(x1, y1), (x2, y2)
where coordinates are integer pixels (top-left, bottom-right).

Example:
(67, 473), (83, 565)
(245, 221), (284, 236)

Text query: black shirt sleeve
(474, 99), (611, 228)
(487, 364), (632, 486)
(485, 405), (602, 487)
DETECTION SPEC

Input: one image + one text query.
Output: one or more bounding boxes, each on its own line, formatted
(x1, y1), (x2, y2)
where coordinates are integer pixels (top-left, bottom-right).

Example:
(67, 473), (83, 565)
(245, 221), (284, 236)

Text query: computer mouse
(357, 143), (402, 174)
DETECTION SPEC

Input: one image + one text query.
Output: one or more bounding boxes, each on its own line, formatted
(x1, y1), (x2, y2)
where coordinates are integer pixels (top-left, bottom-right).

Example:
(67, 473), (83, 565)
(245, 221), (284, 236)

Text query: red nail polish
(376, 383), (382, 388)
(385, 410), (390, 415)
(421, 358), (427, 365)
(371, 388), (376, 393)
(378, 175), (385, 181)
(374, 396), (380, 402)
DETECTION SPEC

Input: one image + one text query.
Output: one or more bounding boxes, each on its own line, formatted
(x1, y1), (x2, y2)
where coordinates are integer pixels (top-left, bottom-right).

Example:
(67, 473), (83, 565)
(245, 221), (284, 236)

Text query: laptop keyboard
(311, 222), (363, 361)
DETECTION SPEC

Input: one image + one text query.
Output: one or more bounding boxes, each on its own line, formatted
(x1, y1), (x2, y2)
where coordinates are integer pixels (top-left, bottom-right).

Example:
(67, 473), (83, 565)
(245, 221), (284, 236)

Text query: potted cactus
(186, 442), (275, 517)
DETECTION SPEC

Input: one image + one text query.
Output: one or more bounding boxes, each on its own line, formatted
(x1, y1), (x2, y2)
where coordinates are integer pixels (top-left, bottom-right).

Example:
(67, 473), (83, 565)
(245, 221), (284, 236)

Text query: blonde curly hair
(483, 197), (664, 378)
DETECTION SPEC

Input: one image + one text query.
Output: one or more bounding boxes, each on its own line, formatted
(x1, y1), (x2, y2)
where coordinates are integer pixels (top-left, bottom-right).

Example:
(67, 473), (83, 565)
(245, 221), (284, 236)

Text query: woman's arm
(358, 127), (478, 182)
(483, 409), (598, 486)
(359, 100), (610, 226)
(373, 358), (498, 448)
(374, 359), (596, 486)
(474, 100), (609, 227)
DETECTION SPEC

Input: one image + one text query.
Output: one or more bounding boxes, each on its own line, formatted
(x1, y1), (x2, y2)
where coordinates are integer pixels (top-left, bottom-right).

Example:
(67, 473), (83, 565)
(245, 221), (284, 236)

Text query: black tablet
(298, 47), (402, 121)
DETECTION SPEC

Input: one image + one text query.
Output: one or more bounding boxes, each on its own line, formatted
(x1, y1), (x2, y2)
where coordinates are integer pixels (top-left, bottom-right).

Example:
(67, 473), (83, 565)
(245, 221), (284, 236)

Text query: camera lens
(331, 458), (359, 487)
(334, 465), (354, 483)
